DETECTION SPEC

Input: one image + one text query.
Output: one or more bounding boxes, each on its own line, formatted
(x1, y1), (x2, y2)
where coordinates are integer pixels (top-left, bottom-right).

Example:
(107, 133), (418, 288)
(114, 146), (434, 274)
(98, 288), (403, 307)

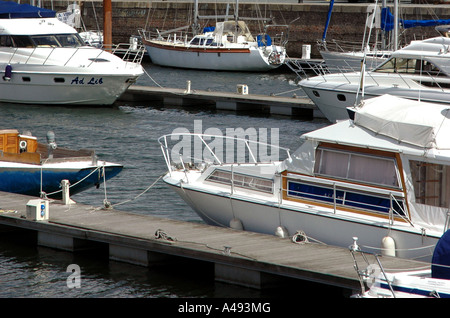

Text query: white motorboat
(139, 0), (286, 72)
(0, 1), (144, 105)
(159, 94), (450, 262)
(350, 229), (450, 298)
(300, 36), (450, 123)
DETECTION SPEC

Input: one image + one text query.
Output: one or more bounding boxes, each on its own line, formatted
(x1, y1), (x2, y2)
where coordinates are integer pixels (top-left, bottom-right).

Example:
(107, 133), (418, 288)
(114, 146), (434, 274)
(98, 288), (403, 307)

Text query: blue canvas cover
(381, 7), (450, 32)
(431, 229), (450, 279)
(0, 1), (55, 19)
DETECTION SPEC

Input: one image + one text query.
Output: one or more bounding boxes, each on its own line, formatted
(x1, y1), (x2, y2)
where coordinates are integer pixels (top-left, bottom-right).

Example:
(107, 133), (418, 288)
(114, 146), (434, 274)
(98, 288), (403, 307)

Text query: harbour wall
(47, 1), (450, 58)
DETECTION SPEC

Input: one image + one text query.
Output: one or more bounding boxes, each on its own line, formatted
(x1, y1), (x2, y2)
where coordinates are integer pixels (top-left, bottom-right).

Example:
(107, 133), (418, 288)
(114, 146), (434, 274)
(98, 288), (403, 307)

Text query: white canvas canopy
(353, 94), (450, 150)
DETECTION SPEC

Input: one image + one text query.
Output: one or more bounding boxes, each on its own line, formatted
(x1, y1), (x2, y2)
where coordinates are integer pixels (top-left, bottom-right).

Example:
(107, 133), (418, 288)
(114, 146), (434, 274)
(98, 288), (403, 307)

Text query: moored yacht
(0, 1), (144, 105)
(139, 0), (286, 72)
(159, 94), (450, 262)
(300, 36), (450, 123)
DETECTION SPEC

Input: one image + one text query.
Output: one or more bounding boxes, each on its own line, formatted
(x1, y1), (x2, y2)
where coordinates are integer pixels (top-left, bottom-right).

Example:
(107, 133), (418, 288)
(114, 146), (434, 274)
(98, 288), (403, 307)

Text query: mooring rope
(109, 174), (164, 208)
(40, 165), (103, 198)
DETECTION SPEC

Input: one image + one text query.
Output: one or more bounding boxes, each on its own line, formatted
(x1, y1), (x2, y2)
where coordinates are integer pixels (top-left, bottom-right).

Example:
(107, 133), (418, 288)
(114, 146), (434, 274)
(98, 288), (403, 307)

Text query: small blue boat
(0, 129), (122, 198)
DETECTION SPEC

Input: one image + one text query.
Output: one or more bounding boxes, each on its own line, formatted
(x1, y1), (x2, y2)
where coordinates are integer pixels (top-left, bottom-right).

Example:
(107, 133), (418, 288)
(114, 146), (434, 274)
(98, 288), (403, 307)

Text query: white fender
(381, 236), (396, 257)
(275, 226), (288, 238)
(229, 218), (243, 231)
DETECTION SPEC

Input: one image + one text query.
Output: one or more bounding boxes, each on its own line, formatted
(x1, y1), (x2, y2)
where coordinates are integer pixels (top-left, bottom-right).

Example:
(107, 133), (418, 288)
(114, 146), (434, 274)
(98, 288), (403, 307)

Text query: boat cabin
(281, 95), (450, 231)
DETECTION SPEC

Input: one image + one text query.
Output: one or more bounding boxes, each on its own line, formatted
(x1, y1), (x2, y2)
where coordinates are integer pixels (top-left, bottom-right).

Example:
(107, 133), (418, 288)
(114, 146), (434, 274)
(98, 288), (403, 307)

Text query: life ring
(268, 52), (281, 65)
(19, 140), (27, 152)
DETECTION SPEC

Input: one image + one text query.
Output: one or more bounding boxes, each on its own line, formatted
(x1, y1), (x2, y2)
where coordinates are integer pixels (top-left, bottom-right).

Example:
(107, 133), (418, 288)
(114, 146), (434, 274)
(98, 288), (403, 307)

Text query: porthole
(54, 78), (65, 83)
(337, 94), (346, 102)
(22, 77), (31, 82)
(313, 90), (320, 97)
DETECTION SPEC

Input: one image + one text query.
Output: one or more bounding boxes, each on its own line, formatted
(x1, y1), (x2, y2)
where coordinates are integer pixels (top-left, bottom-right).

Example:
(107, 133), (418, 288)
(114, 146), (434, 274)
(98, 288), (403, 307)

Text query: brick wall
(48, 1), (450, 58)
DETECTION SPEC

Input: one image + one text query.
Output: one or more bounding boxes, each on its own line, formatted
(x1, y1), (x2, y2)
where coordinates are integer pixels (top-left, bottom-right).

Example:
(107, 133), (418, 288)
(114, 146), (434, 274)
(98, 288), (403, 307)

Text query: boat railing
(5, 44), (145, 68)
(349, 238), (397, 298)
(103, 42), (146, 65)
(158, 133), (291, 176)
(138, 27), (193, 44)
(283, 172), (411, 223)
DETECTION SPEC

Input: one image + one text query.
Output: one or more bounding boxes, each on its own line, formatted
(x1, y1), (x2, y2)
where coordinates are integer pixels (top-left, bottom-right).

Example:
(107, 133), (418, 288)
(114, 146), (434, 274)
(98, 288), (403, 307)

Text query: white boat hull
(144, 41), (283, 72)
(299, 73), (450, 122)
(165, 176), (438, 262)
(0, 64), (141, 105)
(320, 50), (389, 73)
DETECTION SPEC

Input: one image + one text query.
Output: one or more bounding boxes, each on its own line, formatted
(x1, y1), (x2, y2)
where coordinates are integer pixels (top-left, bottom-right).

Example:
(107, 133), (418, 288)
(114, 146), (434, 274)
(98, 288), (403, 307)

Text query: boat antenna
(354, 0), (379, 108)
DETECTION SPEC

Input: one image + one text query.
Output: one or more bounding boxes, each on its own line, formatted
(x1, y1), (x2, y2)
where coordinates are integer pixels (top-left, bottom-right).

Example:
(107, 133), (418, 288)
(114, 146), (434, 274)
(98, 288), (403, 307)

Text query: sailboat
(319, 1), (391, 73)
(318, 0), (450, 74)
(138, 0), (287, 72)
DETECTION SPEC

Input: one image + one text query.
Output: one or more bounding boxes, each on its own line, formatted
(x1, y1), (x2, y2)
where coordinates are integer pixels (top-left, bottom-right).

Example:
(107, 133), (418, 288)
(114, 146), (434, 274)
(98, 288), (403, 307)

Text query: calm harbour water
(0, 62), (333, 300)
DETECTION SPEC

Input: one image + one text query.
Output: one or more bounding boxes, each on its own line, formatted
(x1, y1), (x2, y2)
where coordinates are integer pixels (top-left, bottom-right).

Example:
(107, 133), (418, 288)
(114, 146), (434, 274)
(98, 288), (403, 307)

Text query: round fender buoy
(381, 236), (396, 257)
(229, 218), (243, 230)
(275, 226), (288, 238)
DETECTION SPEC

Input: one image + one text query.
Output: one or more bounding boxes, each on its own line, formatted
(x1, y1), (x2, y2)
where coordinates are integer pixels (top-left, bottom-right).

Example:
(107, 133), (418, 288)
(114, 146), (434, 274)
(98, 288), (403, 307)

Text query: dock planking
(0, 190), (428, 292)
(120, 85), (324, 118)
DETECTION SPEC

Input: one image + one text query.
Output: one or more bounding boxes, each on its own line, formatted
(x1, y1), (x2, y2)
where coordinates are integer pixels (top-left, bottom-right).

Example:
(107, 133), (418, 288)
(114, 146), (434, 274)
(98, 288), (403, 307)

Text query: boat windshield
(374, 57), (443, 77)
(0, 33), (85, 48)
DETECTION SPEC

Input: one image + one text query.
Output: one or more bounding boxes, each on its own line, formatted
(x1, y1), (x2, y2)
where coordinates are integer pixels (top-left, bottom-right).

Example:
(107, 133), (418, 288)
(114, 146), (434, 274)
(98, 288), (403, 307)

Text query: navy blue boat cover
(381, 7), (450, 32)
(432, 229), (450, 279)
(0, 1), (55, 18)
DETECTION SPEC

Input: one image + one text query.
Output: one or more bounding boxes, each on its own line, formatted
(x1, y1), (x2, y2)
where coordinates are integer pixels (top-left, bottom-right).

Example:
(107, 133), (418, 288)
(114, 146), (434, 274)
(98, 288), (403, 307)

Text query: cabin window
(54, 78), (65, 83)
(31, 35), (60, 47)
(0, 35), (13, 47)
(314, 146), (399, 188)
(410, 160), (450, 208)
(287, 180), (405, 216)
(190, 38), (200, 45)
(10, 35), (34, 48)
(206, 169), (273, 193)
(54, 34), (84, 47)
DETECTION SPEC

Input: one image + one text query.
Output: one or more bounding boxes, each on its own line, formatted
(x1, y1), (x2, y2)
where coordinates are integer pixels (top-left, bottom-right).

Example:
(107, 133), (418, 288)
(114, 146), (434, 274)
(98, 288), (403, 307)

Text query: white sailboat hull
(144, 40), (283, 72)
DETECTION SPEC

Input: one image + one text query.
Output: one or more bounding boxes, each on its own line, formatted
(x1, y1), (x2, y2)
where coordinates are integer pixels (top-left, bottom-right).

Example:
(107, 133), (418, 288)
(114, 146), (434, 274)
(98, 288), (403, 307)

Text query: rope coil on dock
(154, 229), (177, 242)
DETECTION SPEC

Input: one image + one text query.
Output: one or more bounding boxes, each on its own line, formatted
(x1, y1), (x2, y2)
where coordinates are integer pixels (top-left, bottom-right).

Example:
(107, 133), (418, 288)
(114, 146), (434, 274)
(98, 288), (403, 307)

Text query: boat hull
(0, 64), (142, 105)
(165, 178), (438, 262)
(0, 163), (123, 198)
(320, 50), (389, 73)
(300, 74), (450, 122)
(144, 41), (283, 72)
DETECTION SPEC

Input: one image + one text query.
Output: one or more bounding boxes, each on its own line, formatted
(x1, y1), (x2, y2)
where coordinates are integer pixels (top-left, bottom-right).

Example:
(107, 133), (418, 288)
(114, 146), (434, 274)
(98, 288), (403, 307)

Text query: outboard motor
(46, 131), (57, 158)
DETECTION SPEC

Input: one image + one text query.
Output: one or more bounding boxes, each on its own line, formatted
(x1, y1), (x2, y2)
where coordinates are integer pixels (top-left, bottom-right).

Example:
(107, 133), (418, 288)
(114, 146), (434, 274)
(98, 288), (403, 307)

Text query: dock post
(61, 179), (75, 205)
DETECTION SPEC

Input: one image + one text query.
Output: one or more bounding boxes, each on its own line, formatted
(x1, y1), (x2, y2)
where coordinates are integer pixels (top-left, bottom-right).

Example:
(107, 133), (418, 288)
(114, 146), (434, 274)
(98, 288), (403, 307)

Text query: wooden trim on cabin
(0, 151), (41, 165)
(144, 40), (251, 54)
(394, 153), (411, 219)
(319, 142), (398, 158)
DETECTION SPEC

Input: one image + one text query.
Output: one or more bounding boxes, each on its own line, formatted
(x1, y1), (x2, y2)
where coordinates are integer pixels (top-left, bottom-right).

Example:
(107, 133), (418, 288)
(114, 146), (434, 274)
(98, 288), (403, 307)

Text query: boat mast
(103, 0), (112, 48)
(394, 0), (398, 51)
(321, 0), (334, 49)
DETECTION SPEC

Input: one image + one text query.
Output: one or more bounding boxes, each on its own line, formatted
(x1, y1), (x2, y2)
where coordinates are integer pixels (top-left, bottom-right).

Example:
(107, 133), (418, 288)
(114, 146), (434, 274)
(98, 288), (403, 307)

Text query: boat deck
(121, 85), (324, 118)
(0, 190), (428, 291)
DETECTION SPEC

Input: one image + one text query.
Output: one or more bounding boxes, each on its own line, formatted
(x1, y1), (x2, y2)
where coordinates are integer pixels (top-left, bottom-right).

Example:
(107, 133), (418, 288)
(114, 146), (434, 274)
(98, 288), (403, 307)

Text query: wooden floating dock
(120, 85), (325, 119)
(0, 191), (427, 292)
